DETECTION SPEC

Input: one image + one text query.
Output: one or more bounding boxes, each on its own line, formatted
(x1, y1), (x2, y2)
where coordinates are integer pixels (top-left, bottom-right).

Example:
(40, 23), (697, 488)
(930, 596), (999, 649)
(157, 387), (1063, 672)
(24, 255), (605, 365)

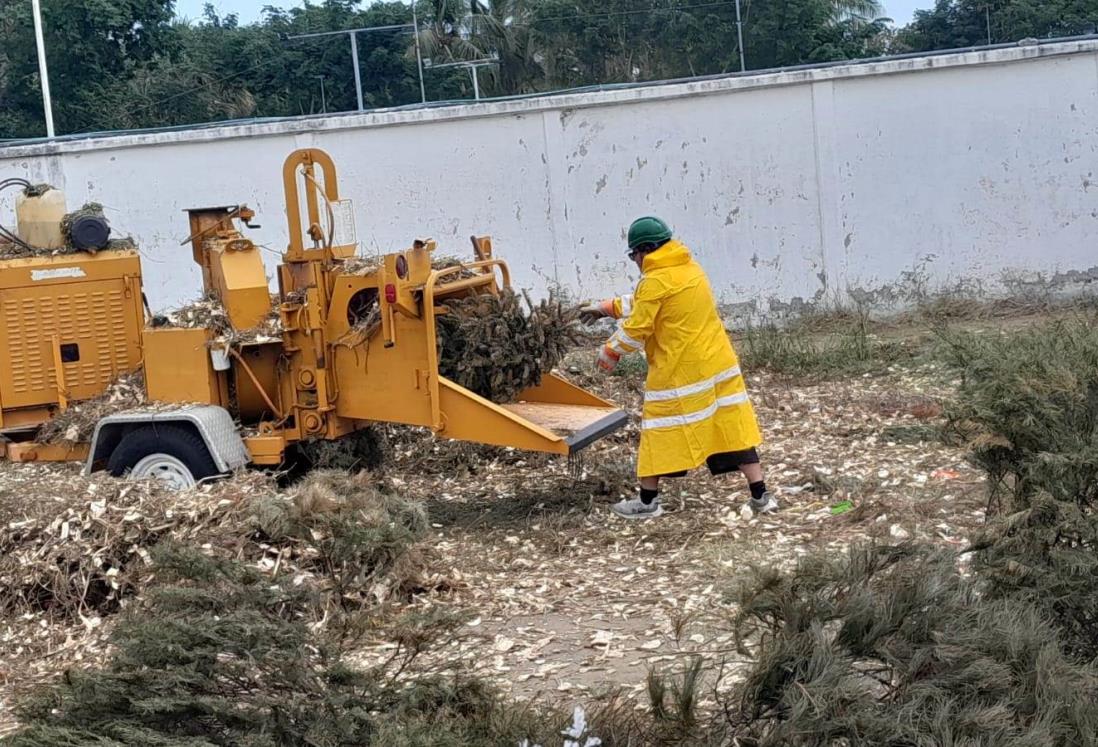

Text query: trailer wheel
(107, 424), (220, 490)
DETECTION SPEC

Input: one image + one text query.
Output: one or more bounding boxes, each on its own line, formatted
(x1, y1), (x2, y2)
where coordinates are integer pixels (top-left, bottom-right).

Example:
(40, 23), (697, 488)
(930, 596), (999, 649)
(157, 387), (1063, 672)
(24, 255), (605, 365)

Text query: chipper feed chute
(437, 373), (628, 456)
(424, 246), (628, 454)
(325, 233), (628, 456)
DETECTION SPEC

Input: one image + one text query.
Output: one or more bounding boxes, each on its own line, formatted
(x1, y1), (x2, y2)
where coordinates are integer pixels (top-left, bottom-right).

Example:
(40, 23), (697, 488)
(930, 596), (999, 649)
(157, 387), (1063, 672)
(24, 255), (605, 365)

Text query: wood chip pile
(339, 253), (475, 280)
(158, 293), (283, 345)
(0, 467), (264, 621)
(35, 369), (147, 444)
(436, 289), (589, 402)
(431, 255), (478, 282)
(0, 467), (432, 624)
(159, 292), (231, 334)
(340, 255), (382, 276)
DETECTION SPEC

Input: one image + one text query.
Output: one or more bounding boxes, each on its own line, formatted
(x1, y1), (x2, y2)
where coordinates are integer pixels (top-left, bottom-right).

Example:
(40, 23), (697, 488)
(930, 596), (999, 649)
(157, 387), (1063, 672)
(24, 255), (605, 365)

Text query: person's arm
(580, 294), (633, 321)
(598, 280), (662, 372)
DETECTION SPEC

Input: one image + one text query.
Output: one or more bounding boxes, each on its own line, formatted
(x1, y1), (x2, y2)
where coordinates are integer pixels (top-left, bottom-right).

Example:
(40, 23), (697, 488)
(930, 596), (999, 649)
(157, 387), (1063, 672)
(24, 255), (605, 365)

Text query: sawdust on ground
(0, 348), (987, 735)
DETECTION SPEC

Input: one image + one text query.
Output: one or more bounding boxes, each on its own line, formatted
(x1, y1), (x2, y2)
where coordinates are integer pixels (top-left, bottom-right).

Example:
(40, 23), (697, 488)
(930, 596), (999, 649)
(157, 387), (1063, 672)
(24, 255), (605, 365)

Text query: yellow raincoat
(604, 239), (762, 477)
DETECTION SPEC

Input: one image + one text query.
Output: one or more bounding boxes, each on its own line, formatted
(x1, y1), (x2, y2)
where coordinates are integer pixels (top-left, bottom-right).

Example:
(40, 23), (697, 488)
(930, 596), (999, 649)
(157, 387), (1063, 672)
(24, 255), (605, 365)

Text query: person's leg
(737, 460), (767, 501)
(640, 475), (661, 504)
(738, 454), (778, 513)
(706, 449), (778, 514)
(739, 462), (763, 484)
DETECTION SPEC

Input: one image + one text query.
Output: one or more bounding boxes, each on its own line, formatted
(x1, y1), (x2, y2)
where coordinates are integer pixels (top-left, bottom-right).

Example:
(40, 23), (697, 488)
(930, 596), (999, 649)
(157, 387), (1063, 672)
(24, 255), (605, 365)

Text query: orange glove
(579, 299), (616, 322)
(597, 345), (621, 373)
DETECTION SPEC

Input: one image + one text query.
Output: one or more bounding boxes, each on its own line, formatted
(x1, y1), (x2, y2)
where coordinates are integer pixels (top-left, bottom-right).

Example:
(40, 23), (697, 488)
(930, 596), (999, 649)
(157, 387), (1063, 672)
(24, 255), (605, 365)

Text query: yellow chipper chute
(134, 147), (627, 471)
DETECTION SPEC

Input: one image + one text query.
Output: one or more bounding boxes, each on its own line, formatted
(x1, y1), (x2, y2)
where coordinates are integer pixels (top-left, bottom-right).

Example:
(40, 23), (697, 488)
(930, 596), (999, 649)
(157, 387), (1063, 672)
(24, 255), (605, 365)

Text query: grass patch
(909, 294), (1052, 323)
(738, 310), (914, 378)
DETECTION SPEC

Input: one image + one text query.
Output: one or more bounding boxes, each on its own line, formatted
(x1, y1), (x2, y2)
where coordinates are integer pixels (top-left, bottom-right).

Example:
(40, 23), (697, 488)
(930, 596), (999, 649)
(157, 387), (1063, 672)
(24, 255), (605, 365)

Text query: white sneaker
(747, 492), (779, 515)
(611, 497), (664, 519)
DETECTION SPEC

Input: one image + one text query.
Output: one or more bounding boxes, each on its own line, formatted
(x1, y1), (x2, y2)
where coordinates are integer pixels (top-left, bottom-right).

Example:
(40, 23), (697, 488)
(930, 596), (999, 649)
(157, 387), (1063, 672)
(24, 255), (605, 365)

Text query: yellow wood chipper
(0, 149), (626, 487)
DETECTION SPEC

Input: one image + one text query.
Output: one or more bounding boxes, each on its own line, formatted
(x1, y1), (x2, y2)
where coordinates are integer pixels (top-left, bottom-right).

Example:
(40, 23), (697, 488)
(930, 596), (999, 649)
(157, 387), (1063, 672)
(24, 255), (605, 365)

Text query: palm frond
(830, 0), (884, 22)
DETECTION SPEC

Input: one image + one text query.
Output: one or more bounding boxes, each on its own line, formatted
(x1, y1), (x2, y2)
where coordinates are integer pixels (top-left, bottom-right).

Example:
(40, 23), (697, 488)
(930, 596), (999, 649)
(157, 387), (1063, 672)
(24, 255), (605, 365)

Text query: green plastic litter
(830, 500), (855, 515)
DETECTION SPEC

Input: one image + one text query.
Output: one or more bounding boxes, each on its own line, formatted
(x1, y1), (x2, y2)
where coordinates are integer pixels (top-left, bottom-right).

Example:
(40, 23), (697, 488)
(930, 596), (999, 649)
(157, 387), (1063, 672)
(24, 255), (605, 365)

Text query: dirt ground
(352, 349), (988, 707)
(0, 341), (989, 734)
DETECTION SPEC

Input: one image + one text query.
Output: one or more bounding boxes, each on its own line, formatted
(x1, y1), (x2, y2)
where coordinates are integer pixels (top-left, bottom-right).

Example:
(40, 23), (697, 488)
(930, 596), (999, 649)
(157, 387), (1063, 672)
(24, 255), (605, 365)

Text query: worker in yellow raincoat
(581, 216), (778, 519)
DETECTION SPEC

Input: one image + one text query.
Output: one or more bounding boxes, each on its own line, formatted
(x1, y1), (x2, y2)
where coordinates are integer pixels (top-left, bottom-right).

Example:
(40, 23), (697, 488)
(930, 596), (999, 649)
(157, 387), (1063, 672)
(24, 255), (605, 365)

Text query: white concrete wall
(2, 40), (1097, 314)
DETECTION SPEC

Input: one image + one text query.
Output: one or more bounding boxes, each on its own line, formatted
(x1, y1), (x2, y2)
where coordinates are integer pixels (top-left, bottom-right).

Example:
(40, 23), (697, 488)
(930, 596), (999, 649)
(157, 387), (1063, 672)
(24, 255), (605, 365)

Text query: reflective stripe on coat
(604, 239), (762, 477)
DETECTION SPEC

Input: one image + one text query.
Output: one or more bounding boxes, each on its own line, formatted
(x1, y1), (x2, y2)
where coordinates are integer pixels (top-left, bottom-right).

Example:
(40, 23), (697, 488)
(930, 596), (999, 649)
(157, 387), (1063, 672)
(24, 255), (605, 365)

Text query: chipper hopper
(0, 149), (627, 488)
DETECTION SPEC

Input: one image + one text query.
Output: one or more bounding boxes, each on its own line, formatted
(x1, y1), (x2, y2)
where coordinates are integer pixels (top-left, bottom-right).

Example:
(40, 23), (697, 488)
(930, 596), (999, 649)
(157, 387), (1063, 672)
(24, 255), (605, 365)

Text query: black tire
(107, 423), (221, 481)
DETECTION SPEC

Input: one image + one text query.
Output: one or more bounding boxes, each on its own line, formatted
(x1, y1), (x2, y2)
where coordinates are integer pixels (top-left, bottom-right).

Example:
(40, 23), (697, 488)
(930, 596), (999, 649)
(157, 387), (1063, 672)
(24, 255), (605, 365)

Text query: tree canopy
(898, 0), (1098, 51)
(0, 0), (1094, 139)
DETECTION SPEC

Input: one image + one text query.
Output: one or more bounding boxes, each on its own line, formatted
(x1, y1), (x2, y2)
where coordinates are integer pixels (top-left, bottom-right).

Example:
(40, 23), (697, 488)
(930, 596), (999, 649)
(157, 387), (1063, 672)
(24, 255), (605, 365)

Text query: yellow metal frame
(283, 149), (356, 263)
(0, 248), (143, 432)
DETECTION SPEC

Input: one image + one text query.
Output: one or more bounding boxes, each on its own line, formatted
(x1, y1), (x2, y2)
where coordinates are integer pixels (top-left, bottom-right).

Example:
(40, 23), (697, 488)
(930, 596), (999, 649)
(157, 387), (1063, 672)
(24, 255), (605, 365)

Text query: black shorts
(659, 448), (760, 478)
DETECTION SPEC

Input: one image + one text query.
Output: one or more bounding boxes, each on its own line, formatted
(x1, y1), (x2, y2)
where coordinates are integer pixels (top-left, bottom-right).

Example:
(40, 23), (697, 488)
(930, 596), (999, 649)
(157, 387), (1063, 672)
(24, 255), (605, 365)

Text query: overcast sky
(176, 0), (932, 27)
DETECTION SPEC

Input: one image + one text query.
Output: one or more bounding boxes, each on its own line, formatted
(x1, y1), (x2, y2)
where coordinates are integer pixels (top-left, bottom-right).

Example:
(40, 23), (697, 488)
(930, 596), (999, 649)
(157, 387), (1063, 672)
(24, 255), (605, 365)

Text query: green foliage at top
(899, 0), (1098, 52)
(2, 0), (892, 138)
(3, 0), (1095, 137)
(0, 0), (177, 137)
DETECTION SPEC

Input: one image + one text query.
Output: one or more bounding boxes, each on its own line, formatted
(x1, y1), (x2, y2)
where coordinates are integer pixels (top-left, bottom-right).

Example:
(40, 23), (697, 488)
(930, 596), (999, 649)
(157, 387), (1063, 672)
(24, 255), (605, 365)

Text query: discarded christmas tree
(436, 288), (588, 402)
(941, 316), (1098, 661)
(726, 543), (1098, 746)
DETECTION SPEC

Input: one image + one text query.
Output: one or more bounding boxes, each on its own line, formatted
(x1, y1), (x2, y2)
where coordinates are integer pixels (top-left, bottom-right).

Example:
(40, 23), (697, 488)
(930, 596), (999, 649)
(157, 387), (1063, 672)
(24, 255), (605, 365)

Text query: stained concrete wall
(2, 39), (1097, 313)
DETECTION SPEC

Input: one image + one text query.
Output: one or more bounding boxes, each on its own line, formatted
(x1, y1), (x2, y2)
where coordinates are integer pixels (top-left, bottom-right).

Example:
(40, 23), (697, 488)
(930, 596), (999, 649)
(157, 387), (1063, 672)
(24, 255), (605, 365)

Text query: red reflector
(384, 284), (397, 303)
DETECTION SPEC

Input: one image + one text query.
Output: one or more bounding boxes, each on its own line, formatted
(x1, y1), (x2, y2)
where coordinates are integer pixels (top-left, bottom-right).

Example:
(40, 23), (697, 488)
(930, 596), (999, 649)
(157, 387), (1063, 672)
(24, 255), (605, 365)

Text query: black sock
(640, 487), (659, 505)
(749, 481), (768, 501)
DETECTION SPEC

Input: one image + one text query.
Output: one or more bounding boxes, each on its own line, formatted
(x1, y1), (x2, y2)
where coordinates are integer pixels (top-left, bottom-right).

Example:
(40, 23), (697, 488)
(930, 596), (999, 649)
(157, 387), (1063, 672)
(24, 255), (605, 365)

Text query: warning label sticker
(329, 199), (357, 247)
(31, 267), (86, 281)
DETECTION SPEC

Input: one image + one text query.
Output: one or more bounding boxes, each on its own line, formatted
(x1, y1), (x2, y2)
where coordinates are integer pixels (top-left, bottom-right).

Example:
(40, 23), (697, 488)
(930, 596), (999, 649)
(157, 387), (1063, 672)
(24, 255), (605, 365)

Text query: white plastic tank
(15, 186), (67, 249)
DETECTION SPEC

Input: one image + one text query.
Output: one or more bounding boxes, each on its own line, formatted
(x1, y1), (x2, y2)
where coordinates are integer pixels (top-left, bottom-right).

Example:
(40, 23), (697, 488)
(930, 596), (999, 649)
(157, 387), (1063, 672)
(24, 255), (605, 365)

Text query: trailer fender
(84, 405), (250, 476)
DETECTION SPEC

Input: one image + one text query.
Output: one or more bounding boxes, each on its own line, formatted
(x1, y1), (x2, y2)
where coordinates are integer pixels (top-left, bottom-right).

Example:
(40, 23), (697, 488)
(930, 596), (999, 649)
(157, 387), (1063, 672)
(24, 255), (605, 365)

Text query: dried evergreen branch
(436, 288), (590, 402)
(725, 543), (1098, 746)
(939, 318), (1098, 508)
(941, 317), (1098, 660)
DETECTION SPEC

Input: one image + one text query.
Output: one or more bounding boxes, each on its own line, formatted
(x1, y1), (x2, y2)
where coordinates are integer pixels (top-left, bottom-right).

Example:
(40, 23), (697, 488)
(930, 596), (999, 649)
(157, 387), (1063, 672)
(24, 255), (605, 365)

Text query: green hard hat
(627, 216), (673, 251)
